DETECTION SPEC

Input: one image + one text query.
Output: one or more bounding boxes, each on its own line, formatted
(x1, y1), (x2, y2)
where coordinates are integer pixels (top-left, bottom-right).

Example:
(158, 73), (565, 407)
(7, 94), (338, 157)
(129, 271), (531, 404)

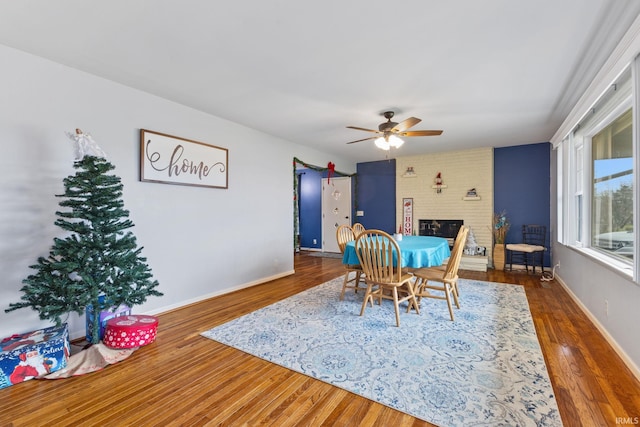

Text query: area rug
(201, 277), (563, 427)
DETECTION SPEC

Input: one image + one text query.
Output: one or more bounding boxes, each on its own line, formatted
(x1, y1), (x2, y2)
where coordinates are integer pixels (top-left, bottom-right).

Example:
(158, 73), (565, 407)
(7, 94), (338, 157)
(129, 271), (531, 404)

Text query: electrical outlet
(556, 261), (560, 268)
(313, 239), (317, 245)
(605, 300), (609, 317)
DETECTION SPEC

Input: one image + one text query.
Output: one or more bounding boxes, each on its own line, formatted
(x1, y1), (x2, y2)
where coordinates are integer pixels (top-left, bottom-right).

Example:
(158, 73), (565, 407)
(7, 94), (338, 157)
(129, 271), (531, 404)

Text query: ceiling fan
(346, 111), (443, 150)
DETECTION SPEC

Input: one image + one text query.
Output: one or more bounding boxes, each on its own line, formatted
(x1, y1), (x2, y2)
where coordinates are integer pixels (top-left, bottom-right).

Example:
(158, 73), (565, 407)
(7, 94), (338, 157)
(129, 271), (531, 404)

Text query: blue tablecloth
(342, 235), (451, 268)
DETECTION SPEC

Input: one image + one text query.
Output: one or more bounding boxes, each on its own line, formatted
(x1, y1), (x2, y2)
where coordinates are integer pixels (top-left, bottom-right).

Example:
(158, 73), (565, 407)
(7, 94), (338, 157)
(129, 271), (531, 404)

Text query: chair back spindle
(336, 225), (356, 254)
(443, 226), (469, 281)
(336, 224), (366, 300)
(352, 222), (366, 236)
(354, 229), (418, 326)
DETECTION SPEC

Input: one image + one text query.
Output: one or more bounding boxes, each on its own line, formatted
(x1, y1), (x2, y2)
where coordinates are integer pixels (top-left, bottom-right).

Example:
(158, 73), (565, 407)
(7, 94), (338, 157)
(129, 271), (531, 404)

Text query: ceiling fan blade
(346, 136), (378, 144)
(346, 126), (380, 133)
(400, 130), (443, 137)
(392, 117), (421, 132)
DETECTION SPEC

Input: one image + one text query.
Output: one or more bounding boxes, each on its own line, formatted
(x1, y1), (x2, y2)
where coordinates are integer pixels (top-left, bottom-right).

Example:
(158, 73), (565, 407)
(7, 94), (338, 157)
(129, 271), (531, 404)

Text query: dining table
(342, 235), (451, 269)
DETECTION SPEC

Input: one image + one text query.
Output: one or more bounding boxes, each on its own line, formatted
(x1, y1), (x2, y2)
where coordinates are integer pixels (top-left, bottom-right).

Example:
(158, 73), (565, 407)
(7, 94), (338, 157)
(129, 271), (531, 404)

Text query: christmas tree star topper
(66, 128), (107, 160)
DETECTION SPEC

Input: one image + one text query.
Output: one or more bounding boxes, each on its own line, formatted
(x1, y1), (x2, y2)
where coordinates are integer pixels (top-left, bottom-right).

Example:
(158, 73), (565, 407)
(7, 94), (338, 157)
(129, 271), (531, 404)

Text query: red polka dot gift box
(103, 315), (159, 349)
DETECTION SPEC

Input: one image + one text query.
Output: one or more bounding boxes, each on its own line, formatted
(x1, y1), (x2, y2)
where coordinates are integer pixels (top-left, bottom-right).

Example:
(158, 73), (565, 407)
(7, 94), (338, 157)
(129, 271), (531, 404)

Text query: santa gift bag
(0, 324), (70, 388)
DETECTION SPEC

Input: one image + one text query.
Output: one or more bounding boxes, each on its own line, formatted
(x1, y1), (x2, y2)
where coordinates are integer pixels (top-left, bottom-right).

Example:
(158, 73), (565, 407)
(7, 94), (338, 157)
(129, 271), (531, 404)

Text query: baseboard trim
(555, 273), (640, 381)
(69, 269), (296, 340)
(147, 269), (296, 316)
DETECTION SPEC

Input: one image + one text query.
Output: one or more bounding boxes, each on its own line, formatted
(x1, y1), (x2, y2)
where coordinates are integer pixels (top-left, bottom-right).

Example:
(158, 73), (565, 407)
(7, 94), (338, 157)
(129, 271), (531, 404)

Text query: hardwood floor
(1, 252), (639, 426)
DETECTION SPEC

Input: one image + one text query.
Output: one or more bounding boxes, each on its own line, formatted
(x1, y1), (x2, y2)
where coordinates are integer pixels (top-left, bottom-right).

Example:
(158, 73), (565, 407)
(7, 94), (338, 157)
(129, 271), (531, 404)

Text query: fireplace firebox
(418, 219), (464, 248)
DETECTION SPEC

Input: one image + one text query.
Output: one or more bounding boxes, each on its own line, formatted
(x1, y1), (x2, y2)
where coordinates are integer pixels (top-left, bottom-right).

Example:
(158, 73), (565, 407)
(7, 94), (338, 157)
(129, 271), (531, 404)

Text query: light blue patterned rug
(201, 277), (563, 426)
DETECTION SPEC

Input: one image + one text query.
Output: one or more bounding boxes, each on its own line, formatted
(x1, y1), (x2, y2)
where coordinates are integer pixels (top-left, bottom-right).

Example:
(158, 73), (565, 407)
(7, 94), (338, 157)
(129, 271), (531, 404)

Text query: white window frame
(575, 141), (585, 247)
(582, 98), (632, 254)
(557, 66), (636, 280)
(556, 139), (564, 244)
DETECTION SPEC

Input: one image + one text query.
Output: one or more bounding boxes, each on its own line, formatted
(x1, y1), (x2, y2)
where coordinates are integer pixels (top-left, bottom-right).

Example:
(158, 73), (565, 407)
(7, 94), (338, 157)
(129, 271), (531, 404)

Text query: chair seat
(506, 243), (545, 253)
(412, 266), (446, 278)
(398, 272), (414, 283)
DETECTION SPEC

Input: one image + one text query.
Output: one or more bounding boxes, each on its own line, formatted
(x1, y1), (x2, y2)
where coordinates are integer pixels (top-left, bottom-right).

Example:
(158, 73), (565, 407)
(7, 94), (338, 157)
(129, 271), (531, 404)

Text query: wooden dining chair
(414, 225), (469, 298)
(410, 225), (469, 321)
(354, 229), (419, 327)
(352, 222), (365, 236)
(336, 225), (366, 300)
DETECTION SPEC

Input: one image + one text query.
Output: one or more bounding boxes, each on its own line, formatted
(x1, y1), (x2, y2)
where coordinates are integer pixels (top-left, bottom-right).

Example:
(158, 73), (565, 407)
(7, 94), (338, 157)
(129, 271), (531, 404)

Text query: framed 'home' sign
(140, 129), (228, 189)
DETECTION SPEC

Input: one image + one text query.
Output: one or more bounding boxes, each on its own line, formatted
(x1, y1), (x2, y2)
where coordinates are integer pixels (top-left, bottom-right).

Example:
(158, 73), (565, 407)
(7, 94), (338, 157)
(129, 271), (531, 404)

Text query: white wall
(0, 45), (354, 340)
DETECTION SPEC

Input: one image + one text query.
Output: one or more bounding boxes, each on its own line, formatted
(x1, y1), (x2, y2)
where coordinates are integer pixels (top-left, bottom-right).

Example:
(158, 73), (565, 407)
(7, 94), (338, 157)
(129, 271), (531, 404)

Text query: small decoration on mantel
(464, 228), (479, 255)
(393, 224), (403, 241)
(463, 188), (481, 200)
(432, 172), (446, 193)
(464, 228), (486, 256)
(402, 166), (417, 178)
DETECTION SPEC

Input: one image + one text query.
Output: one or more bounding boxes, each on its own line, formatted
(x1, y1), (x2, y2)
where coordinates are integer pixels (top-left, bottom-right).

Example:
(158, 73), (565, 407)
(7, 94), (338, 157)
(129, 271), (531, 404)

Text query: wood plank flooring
(1, 252), (639, 426)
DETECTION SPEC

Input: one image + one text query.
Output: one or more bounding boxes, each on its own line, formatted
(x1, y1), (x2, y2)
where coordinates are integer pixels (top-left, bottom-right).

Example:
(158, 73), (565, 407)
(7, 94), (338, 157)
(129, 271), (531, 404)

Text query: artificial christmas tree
(6, 130), (162, 344)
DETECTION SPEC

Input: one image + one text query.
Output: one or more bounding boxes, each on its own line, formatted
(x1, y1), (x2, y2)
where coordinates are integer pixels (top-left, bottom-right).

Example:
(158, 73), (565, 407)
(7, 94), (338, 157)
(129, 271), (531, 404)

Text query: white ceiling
(1, 1), (640, 163)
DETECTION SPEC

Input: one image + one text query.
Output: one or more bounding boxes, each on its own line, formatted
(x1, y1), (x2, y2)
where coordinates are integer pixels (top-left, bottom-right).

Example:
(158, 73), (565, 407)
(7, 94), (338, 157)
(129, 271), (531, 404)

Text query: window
(557, 65), (635, 276)
(591, 108), (633, 262)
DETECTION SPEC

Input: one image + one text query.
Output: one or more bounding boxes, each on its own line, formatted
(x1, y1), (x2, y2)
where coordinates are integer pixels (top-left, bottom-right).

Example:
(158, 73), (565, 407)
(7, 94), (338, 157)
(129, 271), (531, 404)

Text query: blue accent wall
(298, 169), (322, 249)
(494, 143), (551, 266)
(355, 159), (396, 234)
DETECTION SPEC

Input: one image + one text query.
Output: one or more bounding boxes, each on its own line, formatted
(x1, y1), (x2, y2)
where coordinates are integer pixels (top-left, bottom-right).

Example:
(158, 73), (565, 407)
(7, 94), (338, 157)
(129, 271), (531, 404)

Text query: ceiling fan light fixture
(374, 134), (404, 150)
(389, 134), (404, 148)
(375, 136), (391, 150)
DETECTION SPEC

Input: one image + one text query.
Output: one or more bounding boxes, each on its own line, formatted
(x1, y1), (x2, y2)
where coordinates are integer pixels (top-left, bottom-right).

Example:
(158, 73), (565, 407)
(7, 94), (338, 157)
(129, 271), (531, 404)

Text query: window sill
(569, 246), (633, 279)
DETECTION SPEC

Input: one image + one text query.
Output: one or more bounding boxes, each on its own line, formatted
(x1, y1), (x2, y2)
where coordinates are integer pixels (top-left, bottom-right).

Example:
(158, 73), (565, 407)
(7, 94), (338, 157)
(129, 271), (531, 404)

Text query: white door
(322, 177), (352, 253)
